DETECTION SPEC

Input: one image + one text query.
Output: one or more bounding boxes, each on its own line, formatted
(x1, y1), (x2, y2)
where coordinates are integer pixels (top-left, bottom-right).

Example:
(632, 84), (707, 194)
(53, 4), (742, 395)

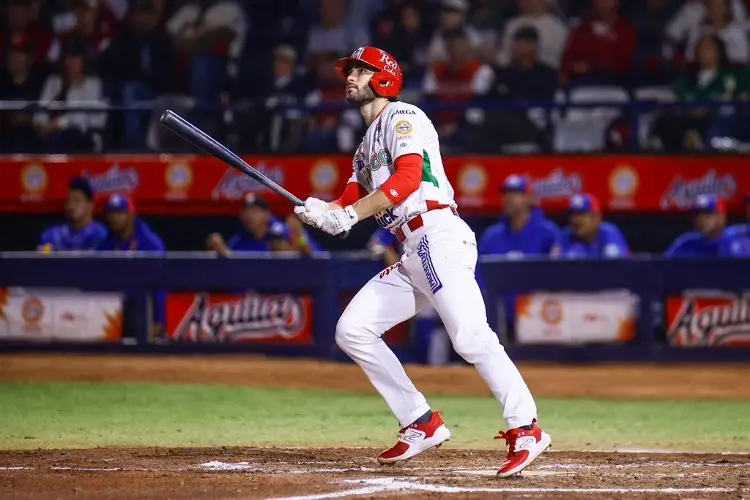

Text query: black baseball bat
(159, 110), (303, 205)
(159, 110), (348, 239)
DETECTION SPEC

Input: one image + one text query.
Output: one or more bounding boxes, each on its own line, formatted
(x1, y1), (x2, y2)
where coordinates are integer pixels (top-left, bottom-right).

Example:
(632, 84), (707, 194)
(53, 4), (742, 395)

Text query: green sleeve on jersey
(422, 149), (439, 188)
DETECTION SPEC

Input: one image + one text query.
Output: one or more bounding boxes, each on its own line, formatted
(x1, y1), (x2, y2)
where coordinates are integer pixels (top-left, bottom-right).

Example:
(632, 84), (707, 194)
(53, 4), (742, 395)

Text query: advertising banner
(1, 155), (747, 215)
(0, 287), (123, 342)
(515, 291), (638, 345)
(666, 292), (750, 347)
(164, 292), (314, 344)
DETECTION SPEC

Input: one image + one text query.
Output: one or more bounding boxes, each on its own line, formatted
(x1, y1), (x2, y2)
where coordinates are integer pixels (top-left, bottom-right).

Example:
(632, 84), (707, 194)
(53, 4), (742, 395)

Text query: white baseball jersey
(347, 101), (456, 231)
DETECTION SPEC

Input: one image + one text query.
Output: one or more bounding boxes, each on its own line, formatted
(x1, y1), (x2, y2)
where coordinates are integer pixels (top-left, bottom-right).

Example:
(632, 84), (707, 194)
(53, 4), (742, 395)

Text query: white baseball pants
(336, 208), (538, 429)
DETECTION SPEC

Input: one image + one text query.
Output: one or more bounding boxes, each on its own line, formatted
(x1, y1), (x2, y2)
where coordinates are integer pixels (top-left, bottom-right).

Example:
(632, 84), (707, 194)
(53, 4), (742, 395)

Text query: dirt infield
(1, 355), (749, 499)
(2, 354), (749, 400)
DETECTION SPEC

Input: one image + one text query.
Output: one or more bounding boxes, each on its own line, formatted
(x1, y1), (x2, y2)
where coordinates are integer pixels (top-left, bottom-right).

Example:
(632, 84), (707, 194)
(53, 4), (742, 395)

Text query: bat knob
(159, 110), (174, 124)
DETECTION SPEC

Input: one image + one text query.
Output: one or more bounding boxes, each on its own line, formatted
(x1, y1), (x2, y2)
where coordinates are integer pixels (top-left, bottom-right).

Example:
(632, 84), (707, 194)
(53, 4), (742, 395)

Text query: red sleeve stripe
(380, 153), (423, 205)
(333, 182), (367, 208)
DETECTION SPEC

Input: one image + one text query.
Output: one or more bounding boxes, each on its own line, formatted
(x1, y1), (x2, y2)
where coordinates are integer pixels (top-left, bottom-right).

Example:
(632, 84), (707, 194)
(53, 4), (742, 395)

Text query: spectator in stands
(651, 34), (740, 151)
(304, 51), (352, 152)
(560, 0), (637, 85)
(33, 38), (107, 153)
(422, 28), (494, 150)
(472, 25), (556, 152)
(665, 0), (745, 47)
(47, 0), (114, 64)
(166, 0), (247, 103)
(368, 228), (401, 267)
(0, 0), (52, 70)
(665, 194), (750, 257)
(499, 0), (569, 69)
(306, 0), (368, 66)
(206, 193), (319, 256)
(0, 39), (43, 153)
(559, 193), (630, 258)
(99, 0), (172, 149)
(51, 0), (127, 39)
(370, 2), (430, 86)
(479, 175), (561, 259)
(685, 0), (749, 65)
(467, 0), (507, 62)
(627, 0), (679, 84)
(426, 0), (483, 63)
(37, 177), (107, 252)
(252, 44), (309, 152)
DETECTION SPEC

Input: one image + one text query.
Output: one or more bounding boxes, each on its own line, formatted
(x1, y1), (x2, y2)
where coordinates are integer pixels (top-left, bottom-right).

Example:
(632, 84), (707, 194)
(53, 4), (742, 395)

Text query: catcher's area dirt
(1, 355), (749, 499)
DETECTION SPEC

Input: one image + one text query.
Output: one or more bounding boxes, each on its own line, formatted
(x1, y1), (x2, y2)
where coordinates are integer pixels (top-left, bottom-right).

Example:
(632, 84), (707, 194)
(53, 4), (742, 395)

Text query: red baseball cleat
(495, 419), (552, 478)
(377, 411), (451, 464)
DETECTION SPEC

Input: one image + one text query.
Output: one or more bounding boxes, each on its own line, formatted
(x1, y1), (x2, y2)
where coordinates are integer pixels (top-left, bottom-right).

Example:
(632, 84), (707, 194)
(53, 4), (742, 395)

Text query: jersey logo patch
(369, 149), (393, 171)
(374, 208), (401, 229)
(417, 236), (443, 294)
(395, 120), (413, 136)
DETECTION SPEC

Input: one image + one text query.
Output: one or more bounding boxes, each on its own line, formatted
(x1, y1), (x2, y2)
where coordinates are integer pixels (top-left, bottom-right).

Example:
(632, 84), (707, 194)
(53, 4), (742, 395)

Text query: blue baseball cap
(693, 194), (725, 214)
(69, 176), (94, 200)
(243, 193), (269, 210)
(568, 193), (601, 214)
(106, 193), (135, 212)
(501, 175), (532, 194)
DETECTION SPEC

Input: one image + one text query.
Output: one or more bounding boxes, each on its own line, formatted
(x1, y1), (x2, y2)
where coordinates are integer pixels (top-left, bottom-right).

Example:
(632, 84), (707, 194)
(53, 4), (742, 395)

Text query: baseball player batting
(294, 46), (552, 477)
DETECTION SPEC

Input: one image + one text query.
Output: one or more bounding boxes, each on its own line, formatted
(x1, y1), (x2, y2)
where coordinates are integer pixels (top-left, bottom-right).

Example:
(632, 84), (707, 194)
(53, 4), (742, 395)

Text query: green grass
(0, 381), (748, 452)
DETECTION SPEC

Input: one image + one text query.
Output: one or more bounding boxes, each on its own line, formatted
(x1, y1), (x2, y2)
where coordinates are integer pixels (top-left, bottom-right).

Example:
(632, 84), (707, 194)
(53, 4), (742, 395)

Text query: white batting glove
(294, 197), (329, 227)
(294, 205), (320, 227)
(318, 206), (358, 235)
(303, 197), (328, 213)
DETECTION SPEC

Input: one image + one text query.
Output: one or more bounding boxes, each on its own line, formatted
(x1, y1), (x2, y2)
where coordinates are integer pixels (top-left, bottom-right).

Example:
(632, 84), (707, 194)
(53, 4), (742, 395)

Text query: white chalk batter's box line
(263, 478), (750, 500)
(2, 463), (749, 498)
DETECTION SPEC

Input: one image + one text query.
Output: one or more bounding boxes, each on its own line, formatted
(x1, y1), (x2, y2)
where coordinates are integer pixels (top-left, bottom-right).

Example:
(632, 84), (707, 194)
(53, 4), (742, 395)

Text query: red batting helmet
(335, 46), (403, 98)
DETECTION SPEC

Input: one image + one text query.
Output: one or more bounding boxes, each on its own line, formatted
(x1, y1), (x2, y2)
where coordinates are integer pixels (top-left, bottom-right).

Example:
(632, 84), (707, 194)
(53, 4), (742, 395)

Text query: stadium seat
(553, 86), (629, 152)
(633, 87), (676, 148)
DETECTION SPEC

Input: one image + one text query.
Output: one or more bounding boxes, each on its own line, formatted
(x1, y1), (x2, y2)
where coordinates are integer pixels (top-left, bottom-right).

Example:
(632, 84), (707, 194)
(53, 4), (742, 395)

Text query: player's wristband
(344, 206), (359, 225)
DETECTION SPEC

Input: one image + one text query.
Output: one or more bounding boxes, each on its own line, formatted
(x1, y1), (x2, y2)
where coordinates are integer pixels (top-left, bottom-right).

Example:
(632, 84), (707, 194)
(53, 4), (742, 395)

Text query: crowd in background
(1, 0), (750, 154)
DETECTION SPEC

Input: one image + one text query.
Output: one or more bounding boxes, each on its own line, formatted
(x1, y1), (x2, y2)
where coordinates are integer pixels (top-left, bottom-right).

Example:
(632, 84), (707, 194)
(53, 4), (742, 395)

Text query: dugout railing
(0, 252), (748, 362)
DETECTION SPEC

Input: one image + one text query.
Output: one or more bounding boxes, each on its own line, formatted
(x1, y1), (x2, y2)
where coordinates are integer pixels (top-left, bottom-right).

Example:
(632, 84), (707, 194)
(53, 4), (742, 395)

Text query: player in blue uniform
(559, 193), (630, 258)
(207, 194), (321, 256)
(665, 194), (750, 258)
(98, 193), (167, 336)
(477, 175), (561, 341)
(98, 194), (165, 252)
(479, 175), (561, 260)
(37, 177), (107, 252)
(368, 227), (401, 267)
(726, 193), (750, 244)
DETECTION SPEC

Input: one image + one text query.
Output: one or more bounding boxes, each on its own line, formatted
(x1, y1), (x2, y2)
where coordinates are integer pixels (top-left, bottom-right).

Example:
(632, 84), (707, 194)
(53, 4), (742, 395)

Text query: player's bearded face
(345, 67), (377, 104)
